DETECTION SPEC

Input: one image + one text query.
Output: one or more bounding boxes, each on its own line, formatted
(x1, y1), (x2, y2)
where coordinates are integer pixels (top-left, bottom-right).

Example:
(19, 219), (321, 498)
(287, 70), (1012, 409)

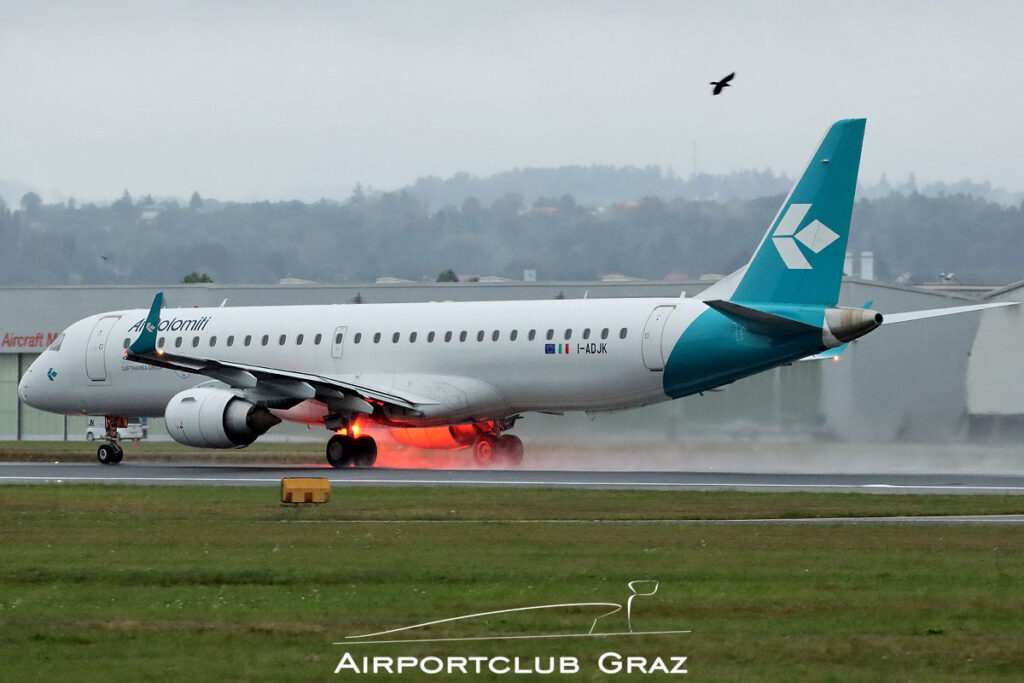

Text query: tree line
(0, 178), (1021, 287)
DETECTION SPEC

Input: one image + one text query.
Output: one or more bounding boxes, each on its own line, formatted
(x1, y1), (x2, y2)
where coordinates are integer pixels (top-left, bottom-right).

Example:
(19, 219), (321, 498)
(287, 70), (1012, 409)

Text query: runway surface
(2, 461), (1024, 495)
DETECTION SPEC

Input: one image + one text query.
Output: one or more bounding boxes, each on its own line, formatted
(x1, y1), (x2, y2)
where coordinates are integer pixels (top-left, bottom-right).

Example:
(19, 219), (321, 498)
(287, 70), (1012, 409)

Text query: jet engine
(389, 424), (480, 449)
(823, 307), (883, 347)
(164, 387), (281, 448)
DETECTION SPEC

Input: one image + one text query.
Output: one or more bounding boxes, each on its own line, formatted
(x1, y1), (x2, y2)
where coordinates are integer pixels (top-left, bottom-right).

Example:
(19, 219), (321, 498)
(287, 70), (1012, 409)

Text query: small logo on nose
(47, 368), (57, 382)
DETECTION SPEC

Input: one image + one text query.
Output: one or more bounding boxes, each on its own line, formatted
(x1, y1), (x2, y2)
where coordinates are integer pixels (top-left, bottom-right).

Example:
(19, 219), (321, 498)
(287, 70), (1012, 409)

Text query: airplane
(17, 118), (1015, 468)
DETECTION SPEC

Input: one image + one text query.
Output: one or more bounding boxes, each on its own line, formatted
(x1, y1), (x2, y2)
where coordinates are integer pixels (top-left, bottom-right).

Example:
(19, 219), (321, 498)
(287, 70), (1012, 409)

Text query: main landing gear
(96, 416), (125, 465)
(326, 434), (378, 468)
(472, 434), (524, 467)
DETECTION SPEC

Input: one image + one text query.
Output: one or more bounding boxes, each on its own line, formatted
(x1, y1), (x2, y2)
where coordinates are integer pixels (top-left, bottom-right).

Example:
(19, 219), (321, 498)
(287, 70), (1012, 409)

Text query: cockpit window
(48, 333), (65, 352)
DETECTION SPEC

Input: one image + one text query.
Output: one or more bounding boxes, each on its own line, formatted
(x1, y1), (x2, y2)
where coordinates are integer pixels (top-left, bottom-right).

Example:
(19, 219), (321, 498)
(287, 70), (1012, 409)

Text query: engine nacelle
(823, 307), (883, 347)
(164, 387), (281, 448)
(389, 424), (480, 450)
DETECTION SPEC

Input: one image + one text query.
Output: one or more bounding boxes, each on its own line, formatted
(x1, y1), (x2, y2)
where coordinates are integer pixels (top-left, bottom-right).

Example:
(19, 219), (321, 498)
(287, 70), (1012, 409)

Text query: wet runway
(2, 461), (1024, 495)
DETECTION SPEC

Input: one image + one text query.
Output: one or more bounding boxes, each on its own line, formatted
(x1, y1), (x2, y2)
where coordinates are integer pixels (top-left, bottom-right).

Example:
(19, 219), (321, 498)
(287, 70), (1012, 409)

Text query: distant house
(600, 273), (643, 282)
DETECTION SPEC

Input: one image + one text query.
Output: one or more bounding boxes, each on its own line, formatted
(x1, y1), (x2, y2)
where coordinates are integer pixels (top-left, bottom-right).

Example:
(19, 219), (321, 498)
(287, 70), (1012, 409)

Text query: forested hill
(0, 187), (1021, 287)
(408, 167), (794, 210)
(404, 167), (1024, 211)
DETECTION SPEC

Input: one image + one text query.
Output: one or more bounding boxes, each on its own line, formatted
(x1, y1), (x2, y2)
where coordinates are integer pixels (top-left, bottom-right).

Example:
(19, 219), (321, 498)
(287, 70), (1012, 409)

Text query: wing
(721, 71), (735, 84)
(882, 301), (1017, 324)
(125, 292), (430, 414)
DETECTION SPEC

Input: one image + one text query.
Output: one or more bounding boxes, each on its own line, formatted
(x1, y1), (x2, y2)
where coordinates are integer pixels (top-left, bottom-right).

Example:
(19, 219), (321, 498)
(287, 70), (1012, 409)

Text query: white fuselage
(19, 297), (706, 426)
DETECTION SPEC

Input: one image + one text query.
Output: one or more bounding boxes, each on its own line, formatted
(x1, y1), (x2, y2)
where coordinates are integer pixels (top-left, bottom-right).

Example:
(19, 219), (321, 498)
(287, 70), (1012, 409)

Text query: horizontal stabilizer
(705, 299), (820, 336)
(800, 343), (848, 362)
(882, 301), (1018, 325)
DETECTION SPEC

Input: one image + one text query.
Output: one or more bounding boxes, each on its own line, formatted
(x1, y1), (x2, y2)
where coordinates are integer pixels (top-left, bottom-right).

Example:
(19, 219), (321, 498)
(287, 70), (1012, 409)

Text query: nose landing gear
(96, 416), (126, 465)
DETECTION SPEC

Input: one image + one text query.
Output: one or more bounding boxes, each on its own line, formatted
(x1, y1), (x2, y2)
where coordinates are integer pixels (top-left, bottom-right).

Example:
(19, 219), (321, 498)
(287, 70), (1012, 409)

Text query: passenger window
(210, 336), (217, 347)
(564, 329), (572, 340)
(296, 334), (304, 345)
(546, 329), (554, 341)
(510, 330), (518, 342)
(157, 336), (165, 349)
(492, 330), (500, 341)
(226, 336), (234, 347)
(314, 333), (322, 345)
(192, 336), (200, 348)
(279, 334), (286, 345)
(244, 335), (252, 346)
(374, 332), (381, 343)
(459, 331), (468, 342)
(528, 330), (536, 341)
(601, 328), (609, 340)
(392, 332), (400, 343)
(123, 338), (130, 349)
(472, 330), (480, 342)
(444, 331), (452, 342)
(619, 327), (628, 339)
(410, 332), (417, 343)
(335, 332), (343, 345)
(175, 337), (183, 348)
(353, 333), (361, 344)
(583, 328), (591, 340)
(261, 335), (269, 346)
(427, 331), (435, 342)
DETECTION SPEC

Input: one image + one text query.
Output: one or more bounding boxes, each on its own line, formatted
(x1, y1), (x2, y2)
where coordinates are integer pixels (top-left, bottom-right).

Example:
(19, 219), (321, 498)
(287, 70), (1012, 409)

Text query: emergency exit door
(86, 315), (120, 381)
(331, 326), (348, 359)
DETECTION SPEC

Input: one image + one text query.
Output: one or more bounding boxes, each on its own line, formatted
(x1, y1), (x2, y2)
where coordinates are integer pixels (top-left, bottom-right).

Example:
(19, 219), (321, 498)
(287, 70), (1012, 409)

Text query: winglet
(128, 292), (163, 355)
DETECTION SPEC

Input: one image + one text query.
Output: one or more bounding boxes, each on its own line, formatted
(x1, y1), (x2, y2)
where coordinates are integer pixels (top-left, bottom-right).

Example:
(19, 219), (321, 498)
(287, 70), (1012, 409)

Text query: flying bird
(710, 72), (735, 95)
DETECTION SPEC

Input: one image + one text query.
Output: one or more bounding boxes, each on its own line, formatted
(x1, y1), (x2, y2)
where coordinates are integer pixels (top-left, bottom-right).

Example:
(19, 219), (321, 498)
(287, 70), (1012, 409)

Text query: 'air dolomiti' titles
(128, 316), (212, 333)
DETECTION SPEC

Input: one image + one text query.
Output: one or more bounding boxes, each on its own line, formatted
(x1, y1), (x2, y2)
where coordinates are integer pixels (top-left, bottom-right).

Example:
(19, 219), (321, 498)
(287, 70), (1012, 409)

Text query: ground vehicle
(85, 416), (148, 441)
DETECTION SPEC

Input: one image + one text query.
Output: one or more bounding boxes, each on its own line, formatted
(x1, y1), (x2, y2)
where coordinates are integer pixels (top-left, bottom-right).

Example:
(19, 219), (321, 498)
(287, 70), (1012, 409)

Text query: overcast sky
(1, 0), (1022, 203)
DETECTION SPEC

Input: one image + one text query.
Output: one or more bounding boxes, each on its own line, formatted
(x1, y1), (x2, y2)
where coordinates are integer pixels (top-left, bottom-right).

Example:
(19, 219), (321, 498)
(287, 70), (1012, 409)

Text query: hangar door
(86, 315), (120, 381)
(641, 306), (675, 371)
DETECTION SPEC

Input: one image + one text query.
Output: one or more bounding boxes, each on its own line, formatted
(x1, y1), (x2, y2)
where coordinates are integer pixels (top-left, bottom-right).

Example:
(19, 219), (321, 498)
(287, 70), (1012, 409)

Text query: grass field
(0, 439), (327, 464)
(2, 485), (1024, 681)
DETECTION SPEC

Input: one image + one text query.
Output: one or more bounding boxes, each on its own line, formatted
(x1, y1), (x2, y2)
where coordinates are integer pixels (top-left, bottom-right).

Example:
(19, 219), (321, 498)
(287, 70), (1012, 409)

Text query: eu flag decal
(545, 344), (555, 354)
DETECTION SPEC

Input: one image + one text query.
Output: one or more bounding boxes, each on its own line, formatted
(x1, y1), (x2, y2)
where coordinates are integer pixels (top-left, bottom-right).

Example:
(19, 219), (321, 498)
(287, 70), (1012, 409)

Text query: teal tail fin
(702, 118), (865, 306)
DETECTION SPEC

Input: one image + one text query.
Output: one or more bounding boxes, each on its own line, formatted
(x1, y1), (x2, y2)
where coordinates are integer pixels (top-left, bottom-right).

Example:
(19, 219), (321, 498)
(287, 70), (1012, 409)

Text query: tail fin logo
(771, 203), (839, 270)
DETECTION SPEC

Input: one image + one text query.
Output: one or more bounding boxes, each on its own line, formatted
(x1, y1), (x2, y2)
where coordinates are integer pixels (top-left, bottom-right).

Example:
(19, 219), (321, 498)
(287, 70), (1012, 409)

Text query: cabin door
(86, 315), (120, 381)
(641, 306), (674, 371)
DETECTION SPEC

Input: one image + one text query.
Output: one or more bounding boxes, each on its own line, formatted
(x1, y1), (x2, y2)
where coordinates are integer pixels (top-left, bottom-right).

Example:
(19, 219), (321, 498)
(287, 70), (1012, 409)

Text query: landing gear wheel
(472, 436), (497, 467)
(326, 435), (354, 468)
(498, 435), (524, 466)
(97, 444), (122, 465)
(352, 436), (378, 468)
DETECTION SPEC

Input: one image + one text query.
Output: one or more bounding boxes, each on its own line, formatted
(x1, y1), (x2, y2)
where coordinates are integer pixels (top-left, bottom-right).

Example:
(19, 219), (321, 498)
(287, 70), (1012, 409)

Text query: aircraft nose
(17, 365), (34, 404)
(18, 359), (48, 408)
